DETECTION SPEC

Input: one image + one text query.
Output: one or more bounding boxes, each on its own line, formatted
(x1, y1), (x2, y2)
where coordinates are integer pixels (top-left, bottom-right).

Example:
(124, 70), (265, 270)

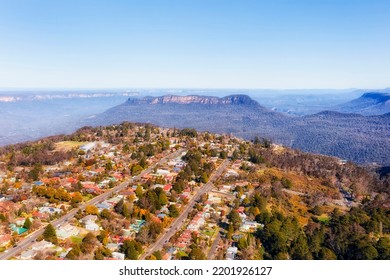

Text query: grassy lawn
(55, 141), (87, 151)
(203, 229), (216, 237)
(317, 214), (330, 224)
(177, 251), (188, 257)
(71, 236), (83, 244)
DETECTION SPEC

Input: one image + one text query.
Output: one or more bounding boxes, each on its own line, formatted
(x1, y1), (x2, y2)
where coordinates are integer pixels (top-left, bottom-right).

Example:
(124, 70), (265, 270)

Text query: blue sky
(0, 0), (389, 89)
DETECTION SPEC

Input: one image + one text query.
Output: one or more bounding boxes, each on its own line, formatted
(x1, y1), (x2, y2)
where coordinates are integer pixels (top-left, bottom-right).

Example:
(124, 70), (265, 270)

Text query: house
(163, 184), (172, 192)
(0, 234), (11, 247)
(96, 203), (111, 211)
(225, 169), (239, 177)
(79, 215), (100, 231)
(112, 172), (123, 180)
(222, 185), (233, 192)
(79, 215), (98, 224)
(167, 247), (177, 255)
(20, 250), (37, 260)
(32, 210), (49, 220)
(80, 142), (96, 152)
(15, 217), (27, 227)
(120, 189), (134, 196)
(240, 220), (264, 232)
(130, 220), (146, 233)
(57, 224), (80, 239)
(59, 248), (72, 259)
(38, 207), (62, 215)
(32, 240), (55, 251)
(226, 246), (238, 260)
(162, 253), (172, 260)
(106, 195), (123, 206)
(82, 182), (102, 194)
(107, 243), (120, 252)
(112, 252), (125, 260)
(238, 212), (247, 222)
(10, 224), (27, 235)
(157, 213), (166, 220)
(122, 229), (136, 239)
(0, 201), (15, 214)
(85, 220), (99, 231)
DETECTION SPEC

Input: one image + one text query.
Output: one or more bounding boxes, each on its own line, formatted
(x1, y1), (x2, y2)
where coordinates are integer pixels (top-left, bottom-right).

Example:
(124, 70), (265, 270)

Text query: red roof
(162, 253), (171, 260)
(0, 234), (11, 245)
(67, 178), (78, 183)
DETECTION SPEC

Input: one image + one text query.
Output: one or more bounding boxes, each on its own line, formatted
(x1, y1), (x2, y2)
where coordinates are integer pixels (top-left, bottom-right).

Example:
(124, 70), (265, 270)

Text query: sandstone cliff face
(127, 94), (259, 106)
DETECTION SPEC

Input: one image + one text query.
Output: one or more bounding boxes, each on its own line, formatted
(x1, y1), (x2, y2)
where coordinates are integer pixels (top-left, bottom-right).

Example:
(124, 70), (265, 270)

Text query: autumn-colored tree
(85, 205), (99, 215)
(71, 192), (83, 204)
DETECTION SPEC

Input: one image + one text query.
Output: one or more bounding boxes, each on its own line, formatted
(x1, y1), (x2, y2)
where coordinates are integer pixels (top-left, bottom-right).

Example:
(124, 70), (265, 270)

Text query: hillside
(332, 92), (390, 115)
(86, 94), (390, 165)
(0, 123), (388, 261)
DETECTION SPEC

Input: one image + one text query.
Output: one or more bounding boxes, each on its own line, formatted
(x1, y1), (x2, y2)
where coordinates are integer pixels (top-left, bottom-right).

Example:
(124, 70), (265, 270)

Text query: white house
(57, 224), (80, 239)
(85, 220), (99, 231)
(112, 252), (125, 260)
(226, 246), (238, 260)
(20, 250), (37, 260)
(32, 240), (55, 251)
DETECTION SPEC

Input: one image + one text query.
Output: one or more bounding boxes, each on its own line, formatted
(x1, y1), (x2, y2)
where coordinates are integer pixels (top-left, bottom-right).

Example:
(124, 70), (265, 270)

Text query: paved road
(140, 159), (230, 259)
(0, 148), (185, 260)
(282, 188), (308, 197)
(207, 231), (221, 260)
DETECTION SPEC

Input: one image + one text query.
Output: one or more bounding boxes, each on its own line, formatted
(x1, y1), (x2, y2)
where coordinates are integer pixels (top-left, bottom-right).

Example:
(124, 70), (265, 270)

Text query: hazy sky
(0, 0), (389, 89)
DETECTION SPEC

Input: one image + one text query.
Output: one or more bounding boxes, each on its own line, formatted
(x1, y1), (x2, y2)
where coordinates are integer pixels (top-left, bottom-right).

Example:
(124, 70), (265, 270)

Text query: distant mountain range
(86, 94), (390, 165)
(332, 92), (390, 115)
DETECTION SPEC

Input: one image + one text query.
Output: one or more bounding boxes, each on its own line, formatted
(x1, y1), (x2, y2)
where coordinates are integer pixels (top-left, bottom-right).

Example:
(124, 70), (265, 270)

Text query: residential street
(0, 148), (185, 260)
(140, 159), (229, 259)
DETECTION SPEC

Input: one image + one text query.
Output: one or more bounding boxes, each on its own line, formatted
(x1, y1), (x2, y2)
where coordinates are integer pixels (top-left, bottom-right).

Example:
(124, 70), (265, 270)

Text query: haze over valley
(1, 89), (390, 166)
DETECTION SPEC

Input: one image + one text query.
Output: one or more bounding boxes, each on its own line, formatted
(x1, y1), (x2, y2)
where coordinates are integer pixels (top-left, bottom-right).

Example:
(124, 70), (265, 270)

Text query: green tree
(237, 237), (249, 250)
(201, 172), (209, 183)
(168, 204), (179, 218)
(28, 163), (42, 181)
(131, 165), (143, 175)
(97, 230), (109, 246)
(153, 250), (162, 260)
(135, 185), (143, 198)
(375, 237), (390, 260)
(228, 211), (242, 230)
(105, 160), (113, 171)
(290, 233), (312, 260)
(100, 209), (112, 219)
(189, 246), (206, 260)
(23, 218), (32, 230)
(80, 232), (97, 253)
(66, 244), (81, 260)
(114, 198), (124, 214)
(42, 223), (58, 244)
(158, 192), (168, 206)
(319, 247), (337, 260)
(121, 240), (142, 260)
(227, 223), (234, 239)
